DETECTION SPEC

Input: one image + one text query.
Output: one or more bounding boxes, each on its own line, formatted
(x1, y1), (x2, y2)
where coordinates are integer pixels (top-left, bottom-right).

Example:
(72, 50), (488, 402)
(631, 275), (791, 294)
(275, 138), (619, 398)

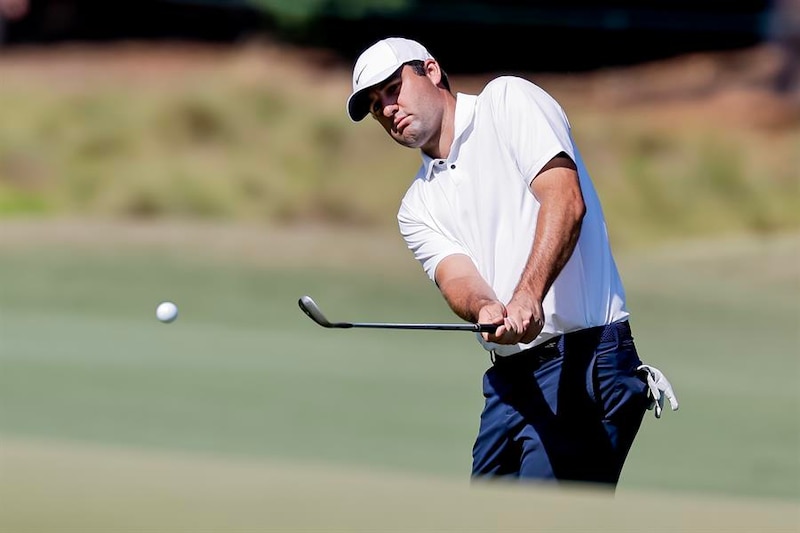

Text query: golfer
(346, 37), (677, 486)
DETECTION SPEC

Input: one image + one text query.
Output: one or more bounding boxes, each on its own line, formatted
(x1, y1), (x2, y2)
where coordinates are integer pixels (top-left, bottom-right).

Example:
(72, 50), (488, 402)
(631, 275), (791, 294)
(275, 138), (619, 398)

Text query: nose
(380, 96), (398, 118)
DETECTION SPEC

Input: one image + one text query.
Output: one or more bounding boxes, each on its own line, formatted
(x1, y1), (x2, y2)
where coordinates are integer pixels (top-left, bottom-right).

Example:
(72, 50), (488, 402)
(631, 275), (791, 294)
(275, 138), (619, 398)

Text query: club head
(298, 295), (335, 328)
(298, 294), (495, 332)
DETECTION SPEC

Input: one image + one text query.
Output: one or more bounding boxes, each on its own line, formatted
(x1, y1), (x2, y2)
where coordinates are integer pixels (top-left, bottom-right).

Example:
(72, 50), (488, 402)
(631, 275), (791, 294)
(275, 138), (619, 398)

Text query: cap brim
(346, 64), (404, 122)
(346, 89), (371, 122)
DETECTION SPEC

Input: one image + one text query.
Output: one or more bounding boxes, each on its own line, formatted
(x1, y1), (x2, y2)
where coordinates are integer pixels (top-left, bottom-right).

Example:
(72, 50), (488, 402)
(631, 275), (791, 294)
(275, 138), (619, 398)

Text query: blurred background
(0, 1), (798, 531)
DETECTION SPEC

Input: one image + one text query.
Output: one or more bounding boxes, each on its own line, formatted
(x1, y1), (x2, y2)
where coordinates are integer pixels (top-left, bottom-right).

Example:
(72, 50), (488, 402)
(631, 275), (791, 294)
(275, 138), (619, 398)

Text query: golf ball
(156, 301), (178, 323)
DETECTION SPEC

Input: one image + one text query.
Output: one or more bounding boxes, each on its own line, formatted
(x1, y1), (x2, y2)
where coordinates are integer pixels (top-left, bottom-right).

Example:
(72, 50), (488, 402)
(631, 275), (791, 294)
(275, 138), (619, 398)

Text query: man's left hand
(500, 295), (544, 345)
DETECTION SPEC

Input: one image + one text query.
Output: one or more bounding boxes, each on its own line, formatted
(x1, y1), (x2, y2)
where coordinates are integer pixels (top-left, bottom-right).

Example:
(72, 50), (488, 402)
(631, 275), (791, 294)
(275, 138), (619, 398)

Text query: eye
(370, 100), (382, 115)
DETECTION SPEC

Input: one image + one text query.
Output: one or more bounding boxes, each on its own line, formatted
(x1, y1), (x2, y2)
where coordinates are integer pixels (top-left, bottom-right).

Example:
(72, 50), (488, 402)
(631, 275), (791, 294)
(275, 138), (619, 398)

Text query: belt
(490, 321), (630, 366)
(490, 338), (561, 366)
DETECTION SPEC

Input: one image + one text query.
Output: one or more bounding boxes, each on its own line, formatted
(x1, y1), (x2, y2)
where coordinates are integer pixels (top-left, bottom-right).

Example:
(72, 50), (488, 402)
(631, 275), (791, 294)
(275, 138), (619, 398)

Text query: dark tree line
(1, 0), (775, 72)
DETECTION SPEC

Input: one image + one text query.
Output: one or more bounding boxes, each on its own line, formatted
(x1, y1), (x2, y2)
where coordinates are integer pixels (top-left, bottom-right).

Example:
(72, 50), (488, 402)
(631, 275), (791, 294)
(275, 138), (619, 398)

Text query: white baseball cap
(346, 37), (433, 122)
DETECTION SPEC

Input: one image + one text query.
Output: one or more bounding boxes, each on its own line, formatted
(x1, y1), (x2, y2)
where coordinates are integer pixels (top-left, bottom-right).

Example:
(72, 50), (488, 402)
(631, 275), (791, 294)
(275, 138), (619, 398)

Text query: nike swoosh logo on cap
(355, 64), (368, 85)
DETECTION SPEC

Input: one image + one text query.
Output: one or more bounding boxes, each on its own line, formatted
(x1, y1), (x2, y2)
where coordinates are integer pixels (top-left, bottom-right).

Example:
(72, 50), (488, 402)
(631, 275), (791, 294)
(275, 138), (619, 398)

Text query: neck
(421, 92), (457, 159)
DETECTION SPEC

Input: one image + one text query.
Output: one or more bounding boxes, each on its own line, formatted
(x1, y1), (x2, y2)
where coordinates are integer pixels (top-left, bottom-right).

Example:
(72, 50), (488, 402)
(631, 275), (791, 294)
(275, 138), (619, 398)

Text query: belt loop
(490, 349), (497, 365)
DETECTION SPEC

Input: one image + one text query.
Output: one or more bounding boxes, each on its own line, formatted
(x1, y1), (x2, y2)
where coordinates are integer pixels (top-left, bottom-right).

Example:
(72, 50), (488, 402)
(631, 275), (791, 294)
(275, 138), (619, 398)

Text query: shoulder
(480, 76), (554, 102)
(483, 75), (534, 91)
(478, 76), (566, 121)
(400, 166), (428, 204)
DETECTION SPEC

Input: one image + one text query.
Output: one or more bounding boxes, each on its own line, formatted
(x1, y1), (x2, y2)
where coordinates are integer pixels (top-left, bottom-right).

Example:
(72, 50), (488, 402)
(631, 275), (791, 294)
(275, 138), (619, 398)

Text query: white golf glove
(637, 364), (679, 419)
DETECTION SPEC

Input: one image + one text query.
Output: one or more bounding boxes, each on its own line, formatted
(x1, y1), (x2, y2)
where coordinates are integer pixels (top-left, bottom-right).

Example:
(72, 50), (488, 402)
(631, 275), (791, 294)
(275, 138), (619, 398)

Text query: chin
(403, 127), (428, 147)
(393, 133), (418, 148)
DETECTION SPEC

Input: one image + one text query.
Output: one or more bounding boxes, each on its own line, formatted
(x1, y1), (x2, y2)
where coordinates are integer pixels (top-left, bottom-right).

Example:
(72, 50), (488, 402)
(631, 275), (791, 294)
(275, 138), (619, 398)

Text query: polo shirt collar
(420, 92), (477, 180)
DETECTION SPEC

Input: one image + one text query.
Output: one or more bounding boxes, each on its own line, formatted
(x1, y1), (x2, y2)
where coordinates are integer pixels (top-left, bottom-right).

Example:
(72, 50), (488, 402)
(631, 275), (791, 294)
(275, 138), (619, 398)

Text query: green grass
(1, 229), (797, 502)
(1, 44), (798, 247)
(3, 439), (798, 533)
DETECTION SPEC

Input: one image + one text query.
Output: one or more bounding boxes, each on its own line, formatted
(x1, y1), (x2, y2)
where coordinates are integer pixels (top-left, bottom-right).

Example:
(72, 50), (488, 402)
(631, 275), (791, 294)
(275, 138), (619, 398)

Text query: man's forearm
(434, 254), (500, 323)
(513, 157), (586, 306)
(513, 201), (583, 304)
(438, 275), (499, 323)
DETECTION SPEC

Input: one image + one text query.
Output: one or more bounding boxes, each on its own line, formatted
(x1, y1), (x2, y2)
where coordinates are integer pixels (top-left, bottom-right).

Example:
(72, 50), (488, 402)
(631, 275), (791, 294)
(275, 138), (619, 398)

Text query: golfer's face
(367, 64), (440, 149)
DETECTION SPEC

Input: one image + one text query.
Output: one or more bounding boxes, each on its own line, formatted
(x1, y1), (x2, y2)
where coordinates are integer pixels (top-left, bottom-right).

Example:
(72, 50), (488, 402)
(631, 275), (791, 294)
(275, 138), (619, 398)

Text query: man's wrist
(468, 296), (500, 322)
(510, 289), (542, 308)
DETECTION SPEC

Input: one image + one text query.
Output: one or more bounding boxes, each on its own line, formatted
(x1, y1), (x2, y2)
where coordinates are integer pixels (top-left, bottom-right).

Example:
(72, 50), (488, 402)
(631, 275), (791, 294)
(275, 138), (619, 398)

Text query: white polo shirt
(397, 76), (629, 356)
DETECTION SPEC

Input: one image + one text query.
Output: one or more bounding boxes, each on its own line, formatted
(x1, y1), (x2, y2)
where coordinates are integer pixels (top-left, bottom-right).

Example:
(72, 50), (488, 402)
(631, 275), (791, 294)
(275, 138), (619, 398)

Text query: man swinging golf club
(343, 36), (678, 487)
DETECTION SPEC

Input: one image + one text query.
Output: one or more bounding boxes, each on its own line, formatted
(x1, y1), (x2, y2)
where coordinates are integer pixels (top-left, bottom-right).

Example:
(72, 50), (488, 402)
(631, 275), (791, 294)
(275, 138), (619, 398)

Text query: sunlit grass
(0, 43), (798, 248)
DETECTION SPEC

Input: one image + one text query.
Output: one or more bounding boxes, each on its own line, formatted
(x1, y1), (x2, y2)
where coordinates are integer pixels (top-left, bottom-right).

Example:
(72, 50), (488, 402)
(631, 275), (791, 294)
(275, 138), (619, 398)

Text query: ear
(424, 59), (442, 86)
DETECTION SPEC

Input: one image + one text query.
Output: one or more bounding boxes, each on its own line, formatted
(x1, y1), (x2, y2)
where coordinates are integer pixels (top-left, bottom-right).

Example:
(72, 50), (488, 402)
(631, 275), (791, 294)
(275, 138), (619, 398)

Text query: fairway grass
(1, 220), (798, 512)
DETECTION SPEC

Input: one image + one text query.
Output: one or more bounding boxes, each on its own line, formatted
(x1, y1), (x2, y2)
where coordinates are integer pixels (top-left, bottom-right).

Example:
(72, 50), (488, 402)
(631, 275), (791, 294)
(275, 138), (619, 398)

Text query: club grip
(476, 323), (498, 333)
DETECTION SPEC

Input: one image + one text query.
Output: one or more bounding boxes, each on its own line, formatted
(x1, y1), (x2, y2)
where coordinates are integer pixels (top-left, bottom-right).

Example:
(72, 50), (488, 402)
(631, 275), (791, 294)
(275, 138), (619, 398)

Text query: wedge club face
(298, 295), (351, 328)
(297, 295), (498, 333)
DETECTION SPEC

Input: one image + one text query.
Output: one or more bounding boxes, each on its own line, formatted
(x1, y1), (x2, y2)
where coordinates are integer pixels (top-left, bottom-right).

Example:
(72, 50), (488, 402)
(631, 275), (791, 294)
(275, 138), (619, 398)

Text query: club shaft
(298, 295), (497, 333)
(337, 322), (497, 332)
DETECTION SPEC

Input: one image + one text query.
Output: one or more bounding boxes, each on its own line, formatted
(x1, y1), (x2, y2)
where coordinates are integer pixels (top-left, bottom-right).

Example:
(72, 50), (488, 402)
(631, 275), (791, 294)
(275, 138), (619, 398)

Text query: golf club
(298, 295), (498, 333)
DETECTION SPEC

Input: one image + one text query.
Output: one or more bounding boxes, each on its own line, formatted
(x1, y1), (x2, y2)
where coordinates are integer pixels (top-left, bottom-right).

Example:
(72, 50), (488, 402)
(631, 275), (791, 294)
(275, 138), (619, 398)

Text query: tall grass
(0, 43), (797, 249)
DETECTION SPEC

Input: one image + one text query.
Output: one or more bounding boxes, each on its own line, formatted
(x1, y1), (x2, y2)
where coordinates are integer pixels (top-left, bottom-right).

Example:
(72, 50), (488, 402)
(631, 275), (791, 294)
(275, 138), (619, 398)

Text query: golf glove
(637, 364), (679, 419)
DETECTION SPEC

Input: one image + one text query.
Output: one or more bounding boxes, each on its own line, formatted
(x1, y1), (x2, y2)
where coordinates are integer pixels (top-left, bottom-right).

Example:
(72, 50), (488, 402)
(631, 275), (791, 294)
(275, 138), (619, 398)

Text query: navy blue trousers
(471, 320), (649, 486)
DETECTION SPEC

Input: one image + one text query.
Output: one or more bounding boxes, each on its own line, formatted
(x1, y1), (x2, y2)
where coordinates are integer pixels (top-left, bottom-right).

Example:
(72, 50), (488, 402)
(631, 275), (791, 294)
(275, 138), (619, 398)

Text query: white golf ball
(156, 301), (178, 323)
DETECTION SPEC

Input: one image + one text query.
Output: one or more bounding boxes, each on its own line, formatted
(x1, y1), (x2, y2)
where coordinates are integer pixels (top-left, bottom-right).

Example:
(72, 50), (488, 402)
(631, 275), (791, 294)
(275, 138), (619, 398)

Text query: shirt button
(450, 164), (456, 169)
(437, 160), (444, 165)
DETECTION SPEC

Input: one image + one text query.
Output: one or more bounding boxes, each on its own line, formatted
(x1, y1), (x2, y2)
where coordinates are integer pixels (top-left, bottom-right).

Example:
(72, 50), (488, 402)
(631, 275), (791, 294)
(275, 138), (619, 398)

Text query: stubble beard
(392, 118), (428, 149)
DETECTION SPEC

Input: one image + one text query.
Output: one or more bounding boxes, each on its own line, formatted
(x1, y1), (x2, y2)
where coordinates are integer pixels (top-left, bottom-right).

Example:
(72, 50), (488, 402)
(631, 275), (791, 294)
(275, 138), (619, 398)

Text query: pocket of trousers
(589, 340), (648, 419)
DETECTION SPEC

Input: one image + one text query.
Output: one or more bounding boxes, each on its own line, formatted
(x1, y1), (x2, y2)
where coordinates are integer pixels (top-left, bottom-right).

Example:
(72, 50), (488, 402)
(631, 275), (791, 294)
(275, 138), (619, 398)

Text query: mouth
(393, 115), (411, 133)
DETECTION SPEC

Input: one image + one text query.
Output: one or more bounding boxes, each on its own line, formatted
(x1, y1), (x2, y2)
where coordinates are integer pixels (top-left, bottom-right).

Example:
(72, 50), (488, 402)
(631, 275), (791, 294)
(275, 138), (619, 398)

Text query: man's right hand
(478, 301), (510, 343)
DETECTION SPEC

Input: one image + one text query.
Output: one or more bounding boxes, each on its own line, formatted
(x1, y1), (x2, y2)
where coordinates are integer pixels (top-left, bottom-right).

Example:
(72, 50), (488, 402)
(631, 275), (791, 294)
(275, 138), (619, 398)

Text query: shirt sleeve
(488, 77), (575, 184)
(397, 197), (470, 284)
